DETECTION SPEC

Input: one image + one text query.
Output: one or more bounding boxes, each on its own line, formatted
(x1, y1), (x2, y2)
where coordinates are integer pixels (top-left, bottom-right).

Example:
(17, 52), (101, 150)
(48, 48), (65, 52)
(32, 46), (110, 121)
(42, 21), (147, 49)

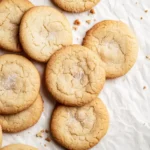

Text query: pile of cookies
(0, 0), (138, 149)
(47, 45), (109, 149)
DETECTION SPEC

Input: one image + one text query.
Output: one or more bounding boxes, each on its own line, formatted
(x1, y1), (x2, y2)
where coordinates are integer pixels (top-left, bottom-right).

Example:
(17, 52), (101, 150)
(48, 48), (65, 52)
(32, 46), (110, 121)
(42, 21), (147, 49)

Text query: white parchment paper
(1, 0), (150, 149)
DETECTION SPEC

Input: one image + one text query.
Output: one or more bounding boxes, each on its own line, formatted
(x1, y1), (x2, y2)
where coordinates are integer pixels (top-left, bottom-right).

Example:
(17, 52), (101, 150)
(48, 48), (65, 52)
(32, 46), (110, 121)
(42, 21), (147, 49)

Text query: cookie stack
(0, 0), (43, 138)
(0, 54), (42, 133)
(46, 45), (109, 149)
(0, 0), (139, 149)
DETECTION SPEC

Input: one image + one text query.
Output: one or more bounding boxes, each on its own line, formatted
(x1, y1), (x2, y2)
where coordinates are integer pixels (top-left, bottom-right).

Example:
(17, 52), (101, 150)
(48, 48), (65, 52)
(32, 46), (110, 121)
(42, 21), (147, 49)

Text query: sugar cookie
(51, 98), (109, 150)
(0, 54), (40, 115)
(0, 144), (37, 150)
(0, 95), (43, 133)
(20, 6), (72, 62)
(52, 0), (100, 13)
(83, 20), (138, 78)
(0, 0), (33, 52)
(46, 45), (105, 106)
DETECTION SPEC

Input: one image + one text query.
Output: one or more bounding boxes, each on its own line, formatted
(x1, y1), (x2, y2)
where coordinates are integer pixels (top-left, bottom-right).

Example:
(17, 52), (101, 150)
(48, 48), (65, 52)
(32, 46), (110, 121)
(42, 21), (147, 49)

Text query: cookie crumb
(45, 129), (49, 133)
(44, 144), (47, 147)
(143, 86), (146, 90)
(146, 55), (150, 60)
(145, 10), (148, 13)
(90, 9), (95, 14)
(73, 26), (78, 30)
(74, 19), (81, 26)
(140, 17), (143, 20)
(45, 137), (51, 142)
(86, 20), (91, 24)
(36, 130), (44, 138)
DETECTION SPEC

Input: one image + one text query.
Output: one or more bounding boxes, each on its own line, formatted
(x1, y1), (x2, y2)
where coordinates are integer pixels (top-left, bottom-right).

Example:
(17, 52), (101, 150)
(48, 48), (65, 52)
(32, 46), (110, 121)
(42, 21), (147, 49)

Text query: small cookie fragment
(0, 0), (33, 52)
(45, 137), (51, 142)
(143, 86), (147, 90)
(145, 10), (148, 13)
(74, 19), (81, 26)
(90, 9), (95, 14)
(51, 98), (109, 150)
(83, 20), (138, 78)
(46, 45), (106, 106)
(0, 144), (37, 150)
(146, 55), (150, 60)
(20, 6), (72, 62)
(73, 26), (78, 31)
(36, 130), (44, 138)
(45, 130), (49, 133)
(86, 20), (91, 24)
(0, 95), (43, 133)
(52, 0), (100, 13)
(140, 17), (143, 20)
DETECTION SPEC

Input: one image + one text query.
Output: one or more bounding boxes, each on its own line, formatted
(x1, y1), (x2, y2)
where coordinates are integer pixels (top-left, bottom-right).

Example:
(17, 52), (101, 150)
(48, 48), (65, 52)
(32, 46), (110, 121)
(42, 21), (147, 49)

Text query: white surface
(1, 0), (150, 150)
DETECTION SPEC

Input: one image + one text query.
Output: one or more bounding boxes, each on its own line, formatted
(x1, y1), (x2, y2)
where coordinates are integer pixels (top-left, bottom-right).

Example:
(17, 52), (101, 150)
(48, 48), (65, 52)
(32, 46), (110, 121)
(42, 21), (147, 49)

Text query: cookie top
(46, 45), (105, 106)
(52, 0), (100, 13)
(0, 54), (40, 115)
(1, 144), (37, 150)
(51, 98), (109, 150)
(20, 6), (72, 62)
(0, 0), (33, 52)
(0, 95), (43, 133)
(0, 125), (2, 147)
(83, 20), (138, 78)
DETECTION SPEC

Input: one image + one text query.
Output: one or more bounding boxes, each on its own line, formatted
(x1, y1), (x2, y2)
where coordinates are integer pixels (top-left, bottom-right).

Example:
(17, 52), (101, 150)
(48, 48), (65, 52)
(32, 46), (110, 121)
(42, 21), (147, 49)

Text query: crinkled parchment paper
(1, 0), (150, 150)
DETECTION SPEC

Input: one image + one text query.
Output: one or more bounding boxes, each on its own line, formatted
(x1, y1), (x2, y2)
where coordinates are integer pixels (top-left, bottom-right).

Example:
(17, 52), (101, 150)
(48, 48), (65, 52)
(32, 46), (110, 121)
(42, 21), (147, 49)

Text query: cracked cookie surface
(51, 98), (109, 150)
(0, 54), (40, 115)
(83, 20), (138, 78)
(20, 6), (72, 62)
(52, 0), (100, 13)
(0, 0), (33, 52)
(46, 45), (105, 106)
(0, 95), (43, 133)
(0, 144), (37, 150)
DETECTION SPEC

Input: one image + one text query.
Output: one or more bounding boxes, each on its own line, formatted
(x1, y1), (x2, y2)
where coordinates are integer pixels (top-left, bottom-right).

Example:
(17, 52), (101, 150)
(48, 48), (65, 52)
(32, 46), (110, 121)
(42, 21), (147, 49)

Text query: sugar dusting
(2, 74), (17, 90)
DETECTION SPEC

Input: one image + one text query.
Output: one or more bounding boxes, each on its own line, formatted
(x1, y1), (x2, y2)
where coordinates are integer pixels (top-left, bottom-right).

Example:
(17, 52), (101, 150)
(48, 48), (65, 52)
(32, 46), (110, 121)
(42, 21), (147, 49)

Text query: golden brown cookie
(0, 0), (33, 52)
(52, 0), (100, 13)
(0, 95), (43, 133)
(46, 45), (105, 106)
(0, 125), (2, 147)
(0, 54), (40, 115)
(83, 20), (138, 78)
(20, 6), (72, 62)
(51, 98), (109, 150)
(0, 144), (37, 150)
